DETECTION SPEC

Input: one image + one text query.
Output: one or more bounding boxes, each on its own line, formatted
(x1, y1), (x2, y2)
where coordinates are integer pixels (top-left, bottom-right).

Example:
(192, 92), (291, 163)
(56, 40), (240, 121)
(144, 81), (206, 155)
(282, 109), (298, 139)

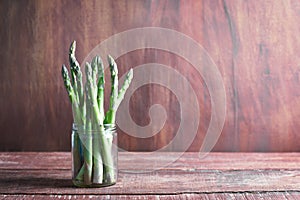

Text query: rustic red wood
(1, 0), (300, 151)
(0, 152), (299, 199)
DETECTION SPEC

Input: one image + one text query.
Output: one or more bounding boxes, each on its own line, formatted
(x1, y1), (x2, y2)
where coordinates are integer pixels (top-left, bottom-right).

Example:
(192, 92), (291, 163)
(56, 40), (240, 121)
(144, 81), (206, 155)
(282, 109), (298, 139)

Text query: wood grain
(0, 0), (300, 151)
(1, 193), (300, 200)
(0, 152), (299, 199)
(2, 168), (300, 194)
(1, 152), (300, 170)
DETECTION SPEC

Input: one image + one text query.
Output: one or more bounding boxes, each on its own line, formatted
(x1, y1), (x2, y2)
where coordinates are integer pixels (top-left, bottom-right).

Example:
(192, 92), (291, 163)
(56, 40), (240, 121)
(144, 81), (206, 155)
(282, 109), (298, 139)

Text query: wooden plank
(0, 152), (69, 170)
(0, 152), (299, 198)
(1, 152), (299, 170)
(0, 168), (299, 194)
(119, 152), (300, 171)
(1, 193), (300, 200)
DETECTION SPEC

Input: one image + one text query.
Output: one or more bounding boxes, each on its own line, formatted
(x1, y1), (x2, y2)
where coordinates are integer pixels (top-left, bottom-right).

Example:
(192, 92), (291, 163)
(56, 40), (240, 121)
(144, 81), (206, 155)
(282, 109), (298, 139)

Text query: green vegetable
(69, 41), (85, 125)
(61, 41), (133, 186)
(104, 56), (133, 124)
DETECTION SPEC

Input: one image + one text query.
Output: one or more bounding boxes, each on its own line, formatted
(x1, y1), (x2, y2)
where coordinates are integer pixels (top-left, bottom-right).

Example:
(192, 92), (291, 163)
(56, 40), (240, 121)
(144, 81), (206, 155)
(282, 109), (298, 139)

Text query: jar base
(72, 180), (116, 188)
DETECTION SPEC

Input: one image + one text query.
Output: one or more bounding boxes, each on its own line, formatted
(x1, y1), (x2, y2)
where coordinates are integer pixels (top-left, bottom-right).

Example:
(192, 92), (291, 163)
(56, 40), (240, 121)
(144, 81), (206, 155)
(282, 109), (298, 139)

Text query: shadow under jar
(72, 124), (118, 187)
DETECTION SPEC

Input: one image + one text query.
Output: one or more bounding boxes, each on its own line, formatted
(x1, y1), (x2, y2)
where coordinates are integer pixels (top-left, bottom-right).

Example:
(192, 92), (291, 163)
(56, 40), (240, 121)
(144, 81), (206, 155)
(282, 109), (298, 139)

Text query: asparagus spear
(96, 58), (105, 180)
(83, 103), (93, 185)
(96, 57), (105, 120)
(96, 57), (106, 182)
(104, 55), (118, 124)
(104, 56), (133, 124)
(69, 41), (85, 125)
(69, 41), (79, 105)
(102, 57), (133, 183)
(90, 58), (104, 183)
(78, 63), (94, 185)
(92, 125), (104, 184)
(68, 41), (86, 181)
(116, 68), (133, 109)
(62, 64), (83, 178)
(61, 64), (76, 104)
(91, 56), (99, 88)
(61, 65), (81, 124)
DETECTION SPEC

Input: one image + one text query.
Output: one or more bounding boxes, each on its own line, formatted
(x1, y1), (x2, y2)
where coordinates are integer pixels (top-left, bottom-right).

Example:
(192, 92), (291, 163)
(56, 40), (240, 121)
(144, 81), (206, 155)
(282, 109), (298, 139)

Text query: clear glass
(72, 123), (118, 187)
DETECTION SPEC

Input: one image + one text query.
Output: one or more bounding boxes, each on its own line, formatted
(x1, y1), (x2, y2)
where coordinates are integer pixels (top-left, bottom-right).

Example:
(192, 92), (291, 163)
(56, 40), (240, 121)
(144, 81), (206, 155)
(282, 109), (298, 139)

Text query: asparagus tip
(70, 40), (76, 54)
(107, 55), (116, 66)
(61, 64), (68, 78)
(107, 54), (114, 64)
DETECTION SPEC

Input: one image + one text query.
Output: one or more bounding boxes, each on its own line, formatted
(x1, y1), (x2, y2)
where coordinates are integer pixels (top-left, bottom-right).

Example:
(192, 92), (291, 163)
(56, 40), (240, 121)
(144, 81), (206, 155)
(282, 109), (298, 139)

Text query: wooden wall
(1, 0), (300, 152)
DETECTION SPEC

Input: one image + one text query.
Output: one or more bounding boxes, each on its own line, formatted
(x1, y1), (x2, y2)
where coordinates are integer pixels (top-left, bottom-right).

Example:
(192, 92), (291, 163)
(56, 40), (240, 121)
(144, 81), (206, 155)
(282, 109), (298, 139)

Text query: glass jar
(71, 123), (118, 187)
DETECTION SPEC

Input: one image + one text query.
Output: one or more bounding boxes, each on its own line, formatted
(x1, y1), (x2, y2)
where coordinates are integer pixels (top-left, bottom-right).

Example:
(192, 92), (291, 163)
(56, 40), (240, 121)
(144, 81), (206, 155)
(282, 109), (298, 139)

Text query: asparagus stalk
(68, 41), (86, 181)
(80, 63), (94, 185)
(104, 56), (133, 124)
(101, 55), (118, 182)
(116, 68), (133, 109)
(94, 57), (106, 183)
(61, 65), (81, 124)
(104, 55), (118, 124)
(69, 41), (79, 108)
(83, 108), (92, 185)
(102, 56), (133, 183)
(92, 125), (104, 184)
(90, 58), (104, 183)
(69, 41), (85, 125)
(61, 65), (76, 105)
(97, 57), (105, 120)
(62, 65), (82, 177)
(105, 55), (119, 124)
(91, 56), (99, 88)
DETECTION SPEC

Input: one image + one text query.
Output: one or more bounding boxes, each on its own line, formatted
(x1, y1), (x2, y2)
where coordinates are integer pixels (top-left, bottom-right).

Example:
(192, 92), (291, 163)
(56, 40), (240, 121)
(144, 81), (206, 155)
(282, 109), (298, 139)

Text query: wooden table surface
(0, 152), (299, 199)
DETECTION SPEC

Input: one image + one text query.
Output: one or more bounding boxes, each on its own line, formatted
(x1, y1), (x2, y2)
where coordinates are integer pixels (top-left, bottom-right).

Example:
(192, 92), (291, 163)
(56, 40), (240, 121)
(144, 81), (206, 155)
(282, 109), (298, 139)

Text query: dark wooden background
(1, 0), (300, 152)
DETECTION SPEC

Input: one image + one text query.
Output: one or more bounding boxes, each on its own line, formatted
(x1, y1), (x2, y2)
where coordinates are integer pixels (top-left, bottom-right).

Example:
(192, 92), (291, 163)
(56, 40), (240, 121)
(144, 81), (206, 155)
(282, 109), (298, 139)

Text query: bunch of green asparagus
(61, 41), (133, 186)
